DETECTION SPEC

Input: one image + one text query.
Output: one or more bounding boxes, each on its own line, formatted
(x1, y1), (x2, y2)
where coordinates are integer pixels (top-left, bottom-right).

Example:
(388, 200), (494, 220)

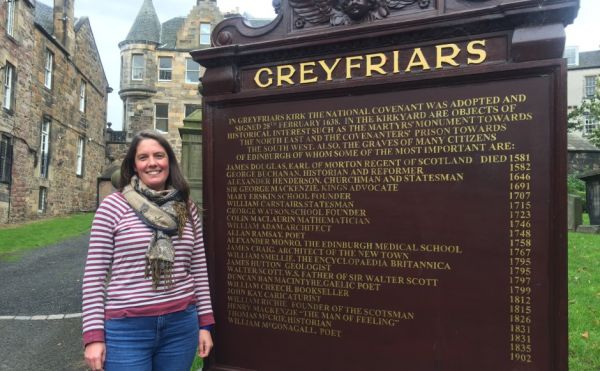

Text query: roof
(126, 1), (272, 49)
(34, 2), (54, 34)
(35, 2), (86, 36)
(568, 132), (600, 152)
(123, 0), (161, 44)
(570, 50), (600, 70)
(160, 17), (186, 49)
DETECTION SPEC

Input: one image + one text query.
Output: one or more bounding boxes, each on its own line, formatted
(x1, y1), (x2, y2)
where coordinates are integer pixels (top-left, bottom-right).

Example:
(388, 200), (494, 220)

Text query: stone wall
(0, 0), (36, 223)
(0, 2), (109, 223)
(568, 151), (600, 175)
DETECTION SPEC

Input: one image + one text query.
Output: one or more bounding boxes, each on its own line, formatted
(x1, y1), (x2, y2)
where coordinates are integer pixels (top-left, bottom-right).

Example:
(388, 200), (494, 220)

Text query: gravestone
(567, 194), (583, 231)
(193, 1), (577, 370)
(579, 170), (600, 225)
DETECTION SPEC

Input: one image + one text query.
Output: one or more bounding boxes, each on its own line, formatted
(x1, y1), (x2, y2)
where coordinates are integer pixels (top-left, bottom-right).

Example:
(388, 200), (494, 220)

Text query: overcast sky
(38, 0), (599, 130)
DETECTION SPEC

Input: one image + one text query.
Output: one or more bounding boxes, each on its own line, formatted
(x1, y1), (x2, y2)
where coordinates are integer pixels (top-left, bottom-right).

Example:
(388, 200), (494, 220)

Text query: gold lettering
(393, 50), (400, 74)
(319, 58), (342, 81)
(254, 67), (273, 88)
(300, 62), (318, 84)
(405, 48), (431, 72)
(467, 40), (487, 65)
(365, 53), (387, 77)
(277, 65), (296, 87)
(346, 56), (363, 79)
(436, 43), (461, 68)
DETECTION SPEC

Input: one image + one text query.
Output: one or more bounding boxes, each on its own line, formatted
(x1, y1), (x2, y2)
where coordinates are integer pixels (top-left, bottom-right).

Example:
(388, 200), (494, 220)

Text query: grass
(0, 213), (93, 261)
(568, 231), (600, 370)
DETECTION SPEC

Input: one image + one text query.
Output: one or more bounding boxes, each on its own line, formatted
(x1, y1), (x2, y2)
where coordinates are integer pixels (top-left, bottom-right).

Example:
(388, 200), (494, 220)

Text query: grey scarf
(122, 176), (188, 289)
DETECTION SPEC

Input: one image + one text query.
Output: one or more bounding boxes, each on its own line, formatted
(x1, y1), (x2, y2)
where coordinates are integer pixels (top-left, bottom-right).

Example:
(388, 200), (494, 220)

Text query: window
(0, 134), (13, 184)
(185, 58), (201, 84)
(583, 113), (598, 135)
(76, 137), (84, 176)
(585, 76), (598, 98)
(44, 50), (53, 89)
(200, 23), (211, 45)
(185, 104), (202, 118)
(155, 103), (169, 132)
(38, 187), (48, 213)
(564, 46), (578, 66)
(79, 81), (86, 112)
(6, 0), (15, 37)
(158, 57), (173, 81)
(3, 63), (15, 110)
(132, 54), (144, 80)
(40, 119), (50, 178)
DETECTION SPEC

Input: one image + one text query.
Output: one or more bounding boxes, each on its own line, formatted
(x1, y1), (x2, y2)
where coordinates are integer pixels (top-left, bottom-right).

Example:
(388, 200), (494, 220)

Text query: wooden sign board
(193, 1), (578, 370)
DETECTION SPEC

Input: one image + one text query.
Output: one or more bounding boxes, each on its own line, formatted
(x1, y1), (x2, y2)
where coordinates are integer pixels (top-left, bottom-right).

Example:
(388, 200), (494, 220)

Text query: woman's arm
(82, 195), (123, 346)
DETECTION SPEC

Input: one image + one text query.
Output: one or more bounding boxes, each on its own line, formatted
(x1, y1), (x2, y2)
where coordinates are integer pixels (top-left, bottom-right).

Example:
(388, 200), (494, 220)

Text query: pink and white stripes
(82, 192), (214, 346)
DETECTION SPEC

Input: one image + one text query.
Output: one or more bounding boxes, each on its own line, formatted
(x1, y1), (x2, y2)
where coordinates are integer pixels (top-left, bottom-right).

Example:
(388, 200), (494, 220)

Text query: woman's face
(134, 138), (170, 191)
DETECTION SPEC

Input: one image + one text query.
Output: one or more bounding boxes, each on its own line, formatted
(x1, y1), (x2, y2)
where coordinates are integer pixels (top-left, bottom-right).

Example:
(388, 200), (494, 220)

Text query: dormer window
(564, 46), (579, 67)
(200, 23), (211, 45)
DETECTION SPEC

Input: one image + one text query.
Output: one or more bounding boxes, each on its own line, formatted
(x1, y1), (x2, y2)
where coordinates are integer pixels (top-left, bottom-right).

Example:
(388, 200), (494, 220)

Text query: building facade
(0, 0), (110, 223)
(566, 47), (600, 135)
(114, 0), (223, 159)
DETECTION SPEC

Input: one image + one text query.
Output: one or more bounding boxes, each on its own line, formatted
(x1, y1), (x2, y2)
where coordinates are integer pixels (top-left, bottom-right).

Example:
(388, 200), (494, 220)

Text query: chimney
(53, 0), (75, 54)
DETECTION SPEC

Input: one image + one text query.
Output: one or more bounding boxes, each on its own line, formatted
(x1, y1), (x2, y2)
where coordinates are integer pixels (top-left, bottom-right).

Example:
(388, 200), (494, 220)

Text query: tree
(568, 76), (600, 146)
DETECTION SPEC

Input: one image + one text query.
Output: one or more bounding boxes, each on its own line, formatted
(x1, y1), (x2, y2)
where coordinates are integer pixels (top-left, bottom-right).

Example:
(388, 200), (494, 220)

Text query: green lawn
(0, 213), (93, 261)
(568, 231), (600, 370)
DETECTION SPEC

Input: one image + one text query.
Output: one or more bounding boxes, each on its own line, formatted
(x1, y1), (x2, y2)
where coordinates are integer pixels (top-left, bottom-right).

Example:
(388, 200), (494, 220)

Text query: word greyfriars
(254, 40), (487, 88)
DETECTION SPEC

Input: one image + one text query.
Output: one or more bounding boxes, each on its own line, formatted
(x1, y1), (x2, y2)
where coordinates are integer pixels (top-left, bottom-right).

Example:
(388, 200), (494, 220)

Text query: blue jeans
(104, 305), (199, 371)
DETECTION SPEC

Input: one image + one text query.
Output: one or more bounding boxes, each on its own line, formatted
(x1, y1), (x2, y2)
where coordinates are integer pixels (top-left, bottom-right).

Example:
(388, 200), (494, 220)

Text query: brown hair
(119, 130), (190, 204)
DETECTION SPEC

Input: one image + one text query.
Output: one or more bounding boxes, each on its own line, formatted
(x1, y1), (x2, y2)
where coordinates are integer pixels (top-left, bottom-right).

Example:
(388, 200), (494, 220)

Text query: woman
(82, 130), (214, 371)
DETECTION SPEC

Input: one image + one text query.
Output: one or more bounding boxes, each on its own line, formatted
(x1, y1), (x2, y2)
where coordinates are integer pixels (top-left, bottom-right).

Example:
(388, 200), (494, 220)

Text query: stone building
(113, 0), (223, 159)
(565, 47), (600, 135)
(0, 0), (110, 223)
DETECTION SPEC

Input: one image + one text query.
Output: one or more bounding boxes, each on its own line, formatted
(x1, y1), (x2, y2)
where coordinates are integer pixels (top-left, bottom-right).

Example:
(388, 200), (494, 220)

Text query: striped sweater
(82, 192), (214, 346)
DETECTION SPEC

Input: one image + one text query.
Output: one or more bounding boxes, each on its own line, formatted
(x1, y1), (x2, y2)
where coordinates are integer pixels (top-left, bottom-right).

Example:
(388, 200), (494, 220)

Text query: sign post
(193, 1), (578, 370)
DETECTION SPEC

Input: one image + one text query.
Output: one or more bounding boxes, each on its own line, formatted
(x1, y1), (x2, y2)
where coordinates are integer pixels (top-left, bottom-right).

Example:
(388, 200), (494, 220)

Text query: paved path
(0, 233), (90, 371)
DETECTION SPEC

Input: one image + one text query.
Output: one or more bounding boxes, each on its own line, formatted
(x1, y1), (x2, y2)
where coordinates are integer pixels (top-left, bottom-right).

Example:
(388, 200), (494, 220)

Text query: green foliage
(568, 76), (600, 146)
(569, 231), (600, 370)
(0, 213), (93, 261)
(568, 175), (586, 200)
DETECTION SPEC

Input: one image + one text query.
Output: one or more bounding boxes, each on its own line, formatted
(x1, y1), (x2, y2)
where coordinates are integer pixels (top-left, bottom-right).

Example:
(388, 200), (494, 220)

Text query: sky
(38, 0), (599, 130)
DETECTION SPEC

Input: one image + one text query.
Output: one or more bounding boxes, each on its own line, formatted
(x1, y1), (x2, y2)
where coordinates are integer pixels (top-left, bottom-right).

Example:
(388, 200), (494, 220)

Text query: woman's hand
(198, 329), (213, 358)
(84, 342), (106, 371)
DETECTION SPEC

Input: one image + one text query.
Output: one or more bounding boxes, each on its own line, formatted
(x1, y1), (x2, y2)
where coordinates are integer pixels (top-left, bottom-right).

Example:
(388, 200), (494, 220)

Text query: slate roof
(125, 0), (275, 49)
(578, 50), (600, 69)
(570, 50), (600, 70)
(123, 0), (161, 44)
(34, 2), (54, 34)
(35, 2), (86, 35)
(159, 17), (185, 49)
(568, 132), (600, 152)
